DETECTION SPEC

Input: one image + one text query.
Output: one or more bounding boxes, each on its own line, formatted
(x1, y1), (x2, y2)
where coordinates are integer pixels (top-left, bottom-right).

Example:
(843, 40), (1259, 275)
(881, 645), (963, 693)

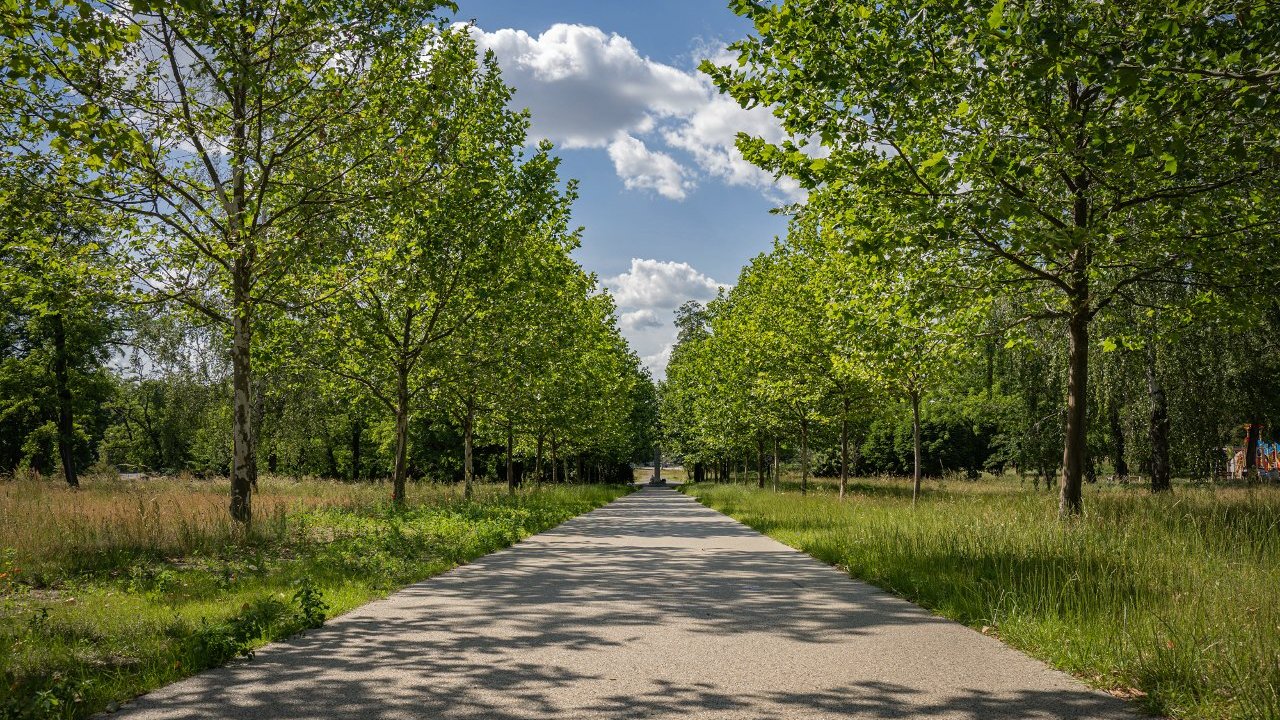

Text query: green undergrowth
(0, 481), (629, 719)
(685, 479), (1280, 720)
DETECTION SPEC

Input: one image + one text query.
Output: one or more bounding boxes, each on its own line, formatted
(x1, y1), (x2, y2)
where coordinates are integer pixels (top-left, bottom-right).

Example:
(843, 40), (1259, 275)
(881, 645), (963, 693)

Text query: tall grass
(0, 474), (629, 719)
(687, 478), (1280, 720)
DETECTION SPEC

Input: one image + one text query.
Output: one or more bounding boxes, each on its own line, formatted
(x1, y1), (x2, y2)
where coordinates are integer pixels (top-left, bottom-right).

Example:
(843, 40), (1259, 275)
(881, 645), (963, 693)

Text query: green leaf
(987, 0), (1005, 30)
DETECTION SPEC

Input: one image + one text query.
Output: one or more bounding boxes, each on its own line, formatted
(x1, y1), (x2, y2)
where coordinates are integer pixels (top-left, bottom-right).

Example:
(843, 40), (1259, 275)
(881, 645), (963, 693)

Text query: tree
(0, 162), (120, 486)
(708, 0), (1280, 515)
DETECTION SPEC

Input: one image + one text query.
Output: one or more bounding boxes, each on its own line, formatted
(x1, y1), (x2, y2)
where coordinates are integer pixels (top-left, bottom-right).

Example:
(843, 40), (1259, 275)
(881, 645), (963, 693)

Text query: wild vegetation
(0, 474), (627, 718)
(686, 476), (1280, 720)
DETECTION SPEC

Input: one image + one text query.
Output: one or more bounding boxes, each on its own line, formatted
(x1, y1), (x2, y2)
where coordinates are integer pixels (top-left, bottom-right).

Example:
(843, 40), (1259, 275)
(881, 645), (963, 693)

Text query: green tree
(0, 163), (120, 486)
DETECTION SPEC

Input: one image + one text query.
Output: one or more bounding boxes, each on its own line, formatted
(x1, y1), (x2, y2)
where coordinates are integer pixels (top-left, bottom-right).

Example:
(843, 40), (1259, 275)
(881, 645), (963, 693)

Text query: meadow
(685, 475), (1280, 720)
(0, 474), (629, 719)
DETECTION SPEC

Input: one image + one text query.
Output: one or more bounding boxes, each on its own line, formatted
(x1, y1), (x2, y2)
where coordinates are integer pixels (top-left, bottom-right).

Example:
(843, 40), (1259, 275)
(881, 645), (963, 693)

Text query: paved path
(116, 488), (1137, 719)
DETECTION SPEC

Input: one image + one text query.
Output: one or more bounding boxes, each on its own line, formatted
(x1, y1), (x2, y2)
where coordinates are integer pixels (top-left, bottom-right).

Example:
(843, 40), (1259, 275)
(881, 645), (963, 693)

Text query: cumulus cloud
(470, 24), (704, 149)
(607, 134), (694, 200)
(468, 24), (804, 202)
(605, 258), (722, 310)
(619, 308), (665, 331)
(604, 259), (727, 377)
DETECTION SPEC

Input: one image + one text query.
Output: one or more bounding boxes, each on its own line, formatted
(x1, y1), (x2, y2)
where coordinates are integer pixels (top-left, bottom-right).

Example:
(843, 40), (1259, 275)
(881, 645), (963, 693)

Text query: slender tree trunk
(772, 436), (780, 491)
(351, 420), (362, 481)
(535, 433), (544, 487)
(51, 312), (78, 489)
(800, 418), (809, 495)
(230, 261), (256, 522)
(550, 437), (558, 484)
(756, 439), (765, 489)
(840, 397), (850, 501)
(506, 425), (515, 493)
(1060, 310), (1089, 516)
(1146, 343), (1171, 492)
(911, 390), (922, 506)
(391, 367), (410, 506)
(1108, 396), (1127, 479)
(227, 38), (255, 521)
(462, 402), (475, 500)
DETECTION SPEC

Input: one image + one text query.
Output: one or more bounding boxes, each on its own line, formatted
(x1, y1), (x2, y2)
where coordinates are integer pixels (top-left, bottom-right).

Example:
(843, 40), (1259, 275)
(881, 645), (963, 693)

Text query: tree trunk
(800, 418), (809, 495)
(230, 262), (256, 522)
(391, 367), (410, 506)
(351, 419), (362, 481)
(1146, 343), (1171, 492)
(1245, 422), (1261, 480)
(756, 439), (765, 489)
(506, 425), (515, 493)
(1108, 396), (1127, 479)
(550, 437), (558, 484)
(535, 433), (544, 487)
(911, 390), (922, 506)
(51, 312), (78, 489)
(462, 402), (475, 500)
(1059, 311), (1089, 516)
(840, 398), (850, 501)
(772, 436), (780, 491)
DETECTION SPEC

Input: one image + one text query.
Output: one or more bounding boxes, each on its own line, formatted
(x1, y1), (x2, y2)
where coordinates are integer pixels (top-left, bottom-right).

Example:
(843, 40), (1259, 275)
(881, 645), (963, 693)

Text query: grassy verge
(683, 477), (1279, 720)
(0, 475), (629, 719)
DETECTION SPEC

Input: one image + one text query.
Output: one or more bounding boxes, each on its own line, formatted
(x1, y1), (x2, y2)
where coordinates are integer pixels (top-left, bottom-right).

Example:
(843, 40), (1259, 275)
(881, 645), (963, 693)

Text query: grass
(0, 474), (630, 719)
(683, 475), (1280, 720)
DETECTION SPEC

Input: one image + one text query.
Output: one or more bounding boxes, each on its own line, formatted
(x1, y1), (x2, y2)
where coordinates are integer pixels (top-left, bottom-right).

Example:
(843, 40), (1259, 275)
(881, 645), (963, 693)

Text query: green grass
(684, 476), (1280, 720)
(0, 475), (629, 719)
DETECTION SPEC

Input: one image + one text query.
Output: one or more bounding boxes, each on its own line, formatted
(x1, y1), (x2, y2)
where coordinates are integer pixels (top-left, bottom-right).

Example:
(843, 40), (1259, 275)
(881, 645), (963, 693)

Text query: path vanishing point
(114, 487), (1138, 719)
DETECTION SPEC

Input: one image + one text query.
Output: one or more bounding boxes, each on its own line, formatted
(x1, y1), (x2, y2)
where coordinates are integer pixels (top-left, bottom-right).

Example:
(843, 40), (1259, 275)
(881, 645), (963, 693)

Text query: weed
(291, 577), (327, 629)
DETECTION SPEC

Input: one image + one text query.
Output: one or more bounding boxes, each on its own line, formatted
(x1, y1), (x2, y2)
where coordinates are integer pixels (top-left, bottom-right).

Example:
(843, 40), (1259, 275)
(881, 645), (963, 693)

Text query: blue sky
(451, 1), (795, 375)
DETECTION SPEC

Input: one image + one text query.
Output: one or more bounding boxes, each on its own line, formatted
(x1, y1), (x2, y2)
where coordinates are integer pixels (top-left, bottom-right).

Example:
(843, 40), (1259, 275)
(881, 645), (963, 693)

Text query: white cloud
(619, 308), (665, 331)
(470, 24), (705, 150)
(607, 134), (694, 200)
(641, 344), (674, 375)
(468, 24), (804, 202)
(604, 258), (727, 377)
(605, 258), (722, 310)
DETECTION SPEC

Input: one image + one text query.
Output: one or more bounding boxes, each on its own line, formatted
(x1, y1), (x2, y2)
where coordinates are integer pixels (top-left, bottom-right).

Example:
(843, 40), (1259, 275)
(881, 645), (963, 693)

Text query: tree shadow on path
(114, 489), (1138, 720)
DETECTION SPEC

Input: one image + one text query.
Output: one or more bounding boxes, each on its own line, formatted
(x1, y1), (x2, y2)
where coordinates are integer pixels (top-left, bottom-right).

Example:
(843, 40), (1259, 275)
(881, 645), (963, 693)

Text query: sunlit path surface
(115, 488), (1136, 719)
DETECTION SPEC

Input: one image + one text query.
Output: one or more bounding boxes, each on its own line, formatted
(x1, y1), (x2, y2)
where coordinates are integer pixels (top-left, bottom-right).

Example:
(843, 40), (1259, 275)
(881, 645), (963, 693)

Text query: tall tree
(0, 162), (120, 486)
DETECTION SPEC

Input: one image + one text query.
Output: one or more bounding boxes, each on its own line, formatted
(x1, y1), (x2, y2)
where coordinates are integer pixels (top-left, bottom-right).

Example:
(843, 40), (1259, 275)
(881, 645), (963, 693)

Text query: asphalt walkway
(115, 487), (1137, 719)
